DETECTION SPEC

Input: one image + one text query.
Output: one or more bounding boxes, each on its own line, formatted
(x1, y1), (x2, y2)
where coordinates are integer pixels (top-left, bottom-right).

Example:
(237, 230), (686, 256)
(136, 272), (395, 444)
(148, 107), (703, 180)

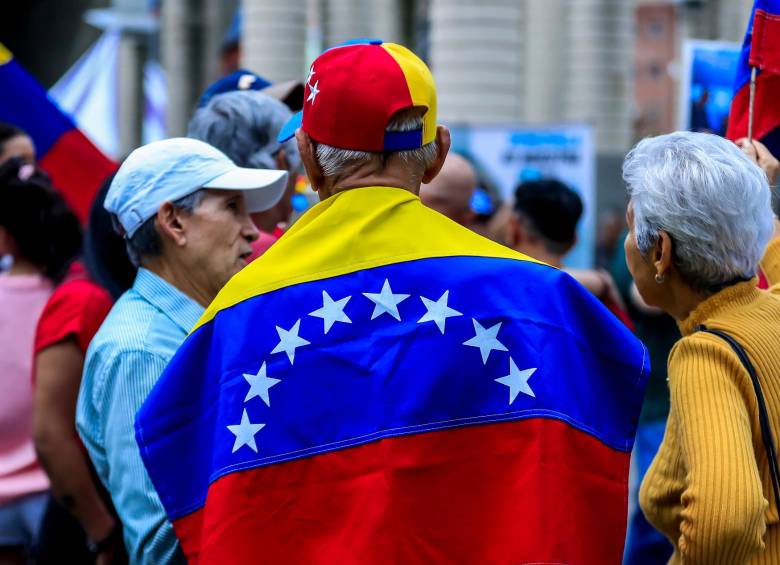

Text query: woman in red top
(32, 177), (134, 565)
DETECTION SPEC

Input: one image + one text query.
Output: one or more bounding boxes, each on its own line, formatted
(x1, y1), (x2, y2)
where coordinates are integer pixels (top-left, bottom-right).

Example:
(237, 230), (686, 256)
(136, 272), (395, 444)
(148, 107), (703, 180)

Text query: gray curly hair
(187, 90), (301, 173)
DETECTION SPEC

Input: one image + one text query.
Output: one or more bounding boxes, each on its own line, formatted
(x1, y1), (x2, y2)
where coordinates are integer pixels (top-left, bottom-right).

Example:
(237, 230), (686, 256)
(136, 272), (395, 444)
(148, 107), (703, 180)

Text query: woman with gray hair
(188, 91), (302, 240)
(624, 131), (780, 563)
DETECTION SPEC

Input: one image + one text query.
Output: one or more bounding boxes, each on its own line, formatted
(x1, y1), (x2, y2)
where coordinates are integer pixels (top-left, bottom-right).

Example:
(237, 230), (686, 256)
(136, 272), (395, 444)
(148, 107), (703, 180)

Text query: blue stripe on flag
(136, 255), (648, 520)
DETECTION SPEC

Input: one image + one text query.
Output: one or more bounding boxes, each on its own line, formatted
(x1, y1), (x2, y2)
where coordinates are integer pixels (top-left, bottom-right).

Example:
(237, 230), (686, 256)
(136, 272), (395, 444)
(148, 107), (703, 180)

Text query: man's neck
(141, 256), (213, 308)
(515, 243), (563, 268)
(316, 159), (424, 200)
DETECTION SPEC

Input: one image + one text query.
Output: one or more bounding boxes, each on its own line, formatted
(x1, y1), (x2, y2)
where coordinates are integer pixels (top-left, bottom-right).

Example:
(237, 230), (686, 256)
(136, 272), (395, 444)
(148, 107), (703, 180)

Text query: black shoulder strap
(696, 325), (780, 514)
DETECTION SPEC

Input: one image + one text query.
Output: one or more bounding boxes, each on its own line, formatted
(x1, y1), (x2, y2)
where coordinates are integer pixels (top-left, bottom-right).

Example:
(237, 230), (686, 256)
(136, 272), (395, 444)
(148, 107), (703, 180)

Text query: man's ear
(421, 125), (451, 185)
(156, 202), (187, 247)
(296, 130), (324, 193)
(655, 230), (674, 278)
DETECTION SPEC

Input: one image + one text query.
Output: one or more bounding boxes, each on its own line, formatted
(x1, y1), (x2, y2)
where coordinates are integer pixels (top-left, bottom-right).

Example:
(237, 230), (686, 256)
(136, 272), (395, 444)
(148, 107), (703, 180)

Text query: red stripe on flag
(750, 9), (780, 73)
(38, 129), (117, 224)
(727, 72), (780, 143)
(174, 418), (629, 565)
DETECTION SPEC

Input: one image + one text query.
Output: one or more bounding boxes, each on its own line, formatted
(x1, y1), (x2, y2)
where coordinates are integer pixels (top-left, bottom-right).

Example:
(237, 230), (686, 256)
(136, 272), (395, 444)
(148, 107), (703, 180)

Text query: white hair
(314, 110), (438, 177)
(187, 91), (301, 173)
(623, 131), (774, 292)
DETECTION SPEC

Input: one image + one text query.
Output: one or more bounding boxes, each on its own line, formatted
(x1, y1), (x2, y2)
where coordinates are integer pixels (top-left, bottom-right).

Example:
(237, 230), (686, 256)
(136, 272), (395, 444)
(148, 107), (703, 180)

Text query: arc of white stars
(309, 291), (352, 334)
(363, 279), (410, 321)
(417, 290), (462, 334)
(271, 319), (310, 364)
(463, 319), (508, 364)
(243, 362), (280, 407)
(227, 409), (265, 453)
(307, 80), (320, 104)
(495, 358), (538, 404)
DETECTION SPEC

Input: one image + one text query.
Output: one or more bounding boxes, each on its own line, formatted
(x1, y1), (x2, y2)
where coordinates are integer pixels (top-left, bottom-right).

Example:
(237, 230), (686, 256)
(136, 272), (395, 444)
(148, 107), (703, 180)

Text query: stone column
(161, 0), (207, 136)
(242, 0), (307, 81)
(564, 0), (635, 153)
(523, 0), (566, 124)
(117, 34), (146, 154)
(322, 0), (403, 48)
(430, 0), (524, 124)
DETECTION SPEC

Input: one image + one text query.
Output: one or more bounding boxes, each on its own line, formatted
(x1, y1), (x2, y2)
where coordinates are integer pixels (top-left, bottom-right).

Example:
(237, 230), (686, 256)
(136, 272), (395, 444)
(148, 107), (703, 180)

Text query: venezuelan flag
(137, 187), (649, 564)
(0, 43), (115, 222)
(726, 0), (780, 155)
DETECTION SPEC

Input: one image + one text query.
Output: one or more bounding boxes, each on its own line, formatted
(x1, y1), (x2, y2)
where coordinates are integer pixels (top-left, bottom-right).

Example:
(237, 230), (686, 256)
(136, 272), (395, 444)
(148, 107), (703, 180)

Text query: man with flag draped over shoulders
(135, 39), (649, 564)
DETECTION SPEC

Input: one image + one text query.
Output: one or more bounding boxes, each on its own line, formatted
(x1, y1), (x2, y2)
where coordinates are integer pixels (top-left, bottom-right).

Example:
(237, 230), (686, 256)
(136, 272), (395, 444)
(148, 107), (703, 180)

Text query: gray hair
(123, 190), (205, 267)
(314, 110), (438, 177)
(187, 91), (301, 173)
(623, 131), (774, 292)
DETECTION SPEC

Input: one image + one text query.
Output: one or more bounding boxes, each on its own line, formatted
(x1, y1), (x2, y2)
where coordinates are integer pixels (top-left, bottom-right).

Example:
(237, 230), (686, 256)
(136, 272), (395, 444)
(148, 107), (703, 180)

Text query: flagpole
(748, 66), (757, 142)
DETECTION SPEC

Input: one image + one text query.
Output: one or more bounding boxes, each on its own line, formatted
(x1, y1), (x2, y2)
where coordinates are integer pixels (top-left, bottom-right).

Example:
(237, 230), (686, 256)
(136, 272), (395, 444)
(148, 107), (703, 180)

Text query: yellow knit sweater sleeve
(761, 238), (780, 290)
(669, 336), (768, 563)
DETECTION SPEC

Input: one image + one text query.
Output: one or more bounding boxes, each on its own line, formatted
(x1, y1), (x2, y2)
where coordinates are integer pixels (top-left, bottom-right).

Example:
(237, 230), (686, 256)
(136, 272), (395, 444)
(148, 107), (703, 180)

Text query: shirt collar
(132, 268), (205, 334)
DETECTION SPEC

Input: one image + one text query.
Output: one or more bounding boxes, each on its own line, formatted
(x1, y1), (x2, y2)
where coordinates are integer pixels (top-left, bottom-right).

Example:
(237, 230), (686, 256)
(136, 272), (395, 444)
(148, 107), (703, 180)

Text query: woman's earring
(655, 273), (665, 284)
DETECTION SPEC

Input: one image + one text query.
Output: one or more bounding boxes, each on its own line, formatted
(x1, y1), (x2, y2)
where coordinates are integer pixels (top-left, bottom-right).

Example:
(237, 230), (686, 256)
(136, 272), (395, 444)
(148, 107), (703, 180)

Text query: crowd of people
(1, 38), (780, 565)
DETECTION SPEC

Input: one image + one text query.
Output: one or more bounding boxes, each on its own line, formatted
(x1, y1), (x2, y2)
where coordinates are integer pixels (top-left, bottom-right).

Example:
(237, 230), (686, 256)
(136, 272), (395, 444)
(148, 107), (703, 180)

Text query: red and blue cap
(277, 39), (437, 152)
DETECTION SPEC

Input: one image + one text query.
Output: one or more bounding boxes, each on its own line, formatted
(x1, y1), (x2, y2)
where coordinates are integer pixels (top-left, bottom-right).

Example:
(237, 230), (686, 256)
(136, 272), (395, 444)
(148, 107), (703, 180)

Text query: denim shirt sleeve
(80, 349), (187, 565)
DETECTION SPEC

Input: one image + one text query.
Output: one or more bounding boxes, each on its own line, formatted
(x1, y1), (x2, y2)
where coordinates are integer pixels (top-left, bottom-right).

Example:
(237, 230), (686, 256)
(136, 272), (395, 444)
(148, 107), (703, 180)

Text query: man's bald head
(420, 153), (477, 225)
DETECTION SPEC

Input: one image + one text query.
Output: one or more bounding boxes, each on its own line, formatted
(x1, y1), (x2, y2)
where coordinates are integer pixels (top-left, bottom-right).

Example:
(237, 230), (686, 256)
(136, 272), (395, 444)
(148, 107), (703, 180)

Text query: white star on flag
(463, 319), (508, 364)
(307, 80), (320, 104)
(417, 290), (462, 334)
(227, 409), (265, 453)
(309, 291), (352, 334)
(271, 319), (310, 364)
(495, 358), (537, 404)
(243, 362), (280, 407)
(363, 279), (410, 321)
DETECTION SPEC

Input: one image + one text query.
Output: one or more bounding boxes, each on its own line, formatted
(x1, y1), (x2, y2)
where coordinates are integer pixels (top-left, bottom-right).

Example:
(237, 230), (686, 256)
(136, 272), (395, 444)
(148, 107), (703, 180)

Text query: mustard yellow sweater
(640, 238), (780, 564)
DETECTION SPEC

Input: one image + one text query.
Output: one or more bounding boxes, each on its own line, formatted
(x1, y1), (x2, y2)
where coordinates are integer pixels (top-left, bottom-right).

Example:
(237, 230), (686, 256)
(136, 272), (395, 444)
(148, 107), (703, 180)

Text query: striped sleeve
(669, 336), (767, 564)
(100, 350), (186, 565)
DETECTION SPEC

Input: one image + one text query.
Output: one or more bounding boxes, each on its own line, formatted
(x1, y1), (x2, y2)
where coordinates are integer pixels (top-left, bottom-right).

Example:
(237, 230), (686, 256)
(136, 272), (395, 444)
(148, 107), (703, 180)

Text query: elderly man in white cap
(76, 138), (287, 564)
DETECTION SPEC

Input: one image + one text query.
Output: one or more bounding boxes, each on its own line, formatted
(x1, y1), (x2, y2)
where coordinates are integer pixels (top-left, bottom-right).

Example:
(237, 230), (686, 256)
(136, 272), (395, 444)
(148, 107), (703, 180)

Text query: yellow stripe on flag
(194, 186), (540, 331)
(382, 43), (437, 146)
(0, 43), (13, 65)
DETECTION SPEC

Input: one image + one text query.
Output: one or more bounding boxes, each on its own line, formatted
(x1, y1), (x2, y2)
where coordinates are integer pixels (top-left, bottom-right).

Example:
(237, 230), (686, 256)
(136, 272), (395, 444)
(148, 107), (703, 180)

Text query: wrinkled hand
(737, 137), (779, 187)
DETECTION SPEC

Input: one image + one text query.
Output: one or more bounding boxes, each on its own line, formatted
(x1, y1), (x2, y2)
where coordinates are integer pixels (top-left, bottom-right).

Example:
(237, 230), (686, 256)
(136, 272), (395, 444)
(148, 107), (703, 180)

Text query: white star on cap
(271, 319), (310, 364)
(309, 291), (352, 334)
(363, 279), (410, 321)
(463, 319), (508, 364)
(495, 358), (537, 404)
(238, 74), (257, 90)
(242, 362), (280, 407)
(307, 80), (320, 104)
(227, 409), (265, 453)
(306, 67), (315, 85)
(417, 290), (462, 334)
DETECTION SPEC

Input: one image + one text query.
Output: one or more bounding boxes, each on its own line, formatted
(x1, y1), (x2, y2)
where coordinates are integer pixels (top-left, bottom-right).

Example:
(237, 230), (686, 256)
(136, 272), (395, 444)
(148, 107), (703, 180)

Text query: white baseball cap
(105, 137), (288, 237)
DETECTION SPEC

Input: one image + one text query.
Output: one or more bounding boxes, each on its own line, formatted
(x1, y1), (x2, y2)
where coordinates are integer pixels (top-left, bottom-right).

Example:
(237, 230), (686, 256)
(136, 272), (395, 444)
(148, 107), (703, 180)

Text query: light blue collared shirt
(77, 268), (204, 565)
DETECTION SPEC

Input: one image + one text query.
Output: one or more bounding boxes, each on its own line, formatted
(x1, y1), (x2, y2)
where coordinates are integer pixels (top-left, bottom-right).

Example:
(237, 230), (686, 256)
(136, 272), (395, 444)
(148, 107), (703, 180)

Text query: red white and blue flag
(727, 0), (780, 155)
(137, 187), (649, 564)
(0, 42), (116, 222)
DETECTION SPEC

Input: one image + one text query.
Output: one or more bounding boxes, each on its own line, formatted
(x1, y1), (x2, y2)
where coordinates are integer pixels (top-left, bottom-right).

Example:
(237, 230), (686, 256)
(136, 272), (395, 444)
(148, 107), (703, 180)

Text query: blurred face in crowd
(0, 134), (35, 165)
(161, 189), (259, 303)
(419, 153), (477, 226)
(251, 151), (296, 232)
